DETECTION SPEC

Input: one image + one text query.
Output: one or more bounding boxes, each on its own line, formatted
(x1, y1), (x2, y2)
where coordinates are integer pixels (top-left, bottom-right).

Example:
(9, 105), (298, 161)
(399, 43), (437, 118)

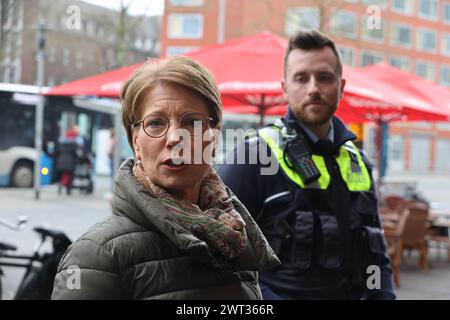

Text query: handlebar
(0, 216), (27, 231)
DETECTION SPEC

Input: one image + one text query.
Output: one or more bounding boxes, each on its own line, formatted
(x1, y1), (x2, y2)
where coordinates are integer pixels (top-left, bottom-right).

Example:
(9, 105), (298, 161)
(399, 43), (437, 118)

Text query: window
(362, 0), (387, 9)
(416, 60), (436, 81)
(48, 48), (56, 63)
(361, 15), (385, 43)
(285, 7), (319, 35)
(419, 0), (438, 20)
(144, 38), (153, 51)
(86, 20), (96, 36)
(435, 139), (450, 172)
(389, 55), (411, 71)
(81, 19), (88, 33)
(361, 50), (384, 66)
(168, 14), (203, 39)
(391, 0), (414, 15)
(63, 49), (70, 66)
(97, 26), (105, 39)
(440, 65), (450, 86)
(338, 46), (355, 66)
(444, 2), (450, 24)
(409, 134), (432, 172)
(390, 23), (412, 47)
(388, 135), (405, 172)
(134, 37), (143, 50)
(330, 11), (357, 39)
(170, 0), (204, 6)
(416, 28), (437, 53)
(107, 33), (116, 43)
(441, 33), (450, 56)
(166, 46), (198, 57)
(76, 52), (83, 70)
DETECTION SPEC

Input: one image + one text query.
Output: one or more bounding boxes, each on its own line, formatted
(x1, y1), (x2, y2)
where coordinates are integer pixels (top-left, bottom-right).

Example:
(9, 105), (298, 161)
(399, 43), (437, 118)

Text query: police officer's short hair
(284, 29), (343, 77)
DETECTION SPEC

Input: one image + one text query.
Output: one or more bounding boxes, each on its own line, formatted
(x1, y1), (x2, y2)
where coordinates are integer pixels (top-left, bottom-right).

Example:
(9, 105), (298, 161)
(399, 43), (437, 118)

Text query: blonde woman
(52, 56), (279, 300)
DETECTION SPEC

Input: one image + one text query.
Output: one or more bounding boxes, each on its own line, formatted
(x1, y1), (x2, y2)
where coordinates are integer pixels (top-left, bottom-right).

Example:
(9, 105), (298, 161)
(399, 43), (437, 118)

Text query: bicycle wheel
(14, 268), (47, 300)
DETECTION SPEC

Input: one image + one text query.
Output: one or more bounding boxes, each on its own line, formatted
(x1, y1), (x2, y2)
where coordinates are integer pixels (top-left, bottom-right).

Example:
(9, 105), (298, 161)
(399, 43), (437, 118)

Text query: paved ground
(1, 174), (449, 300)
(395, 253), (450, 300)
(0, 175), (112, 300)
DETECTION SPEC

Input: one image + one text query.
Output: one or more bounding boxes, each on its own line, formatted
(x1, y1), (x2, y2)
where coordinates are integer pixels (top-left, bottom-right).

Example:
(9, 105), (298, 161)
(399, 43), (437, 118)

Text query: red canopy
(46, 32), (448, 122)
(45, 63), (141, 98)
(338, 65), (449, 122)
(361, 63), (450, 120)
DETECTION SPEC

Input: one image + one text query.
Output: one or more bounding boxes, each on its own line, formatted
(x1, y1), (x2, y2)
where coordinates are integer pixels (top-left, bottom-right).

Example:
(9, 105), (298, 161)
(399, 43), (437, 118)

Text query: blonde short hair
(120, 55), (223, 149)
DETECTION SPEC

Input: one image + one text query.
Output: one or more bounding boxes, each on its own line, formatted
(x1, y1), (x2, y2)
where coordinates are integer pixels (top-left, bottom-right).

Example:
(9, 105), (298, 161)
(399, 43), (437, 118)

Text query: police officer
(219, 29), (395, 300)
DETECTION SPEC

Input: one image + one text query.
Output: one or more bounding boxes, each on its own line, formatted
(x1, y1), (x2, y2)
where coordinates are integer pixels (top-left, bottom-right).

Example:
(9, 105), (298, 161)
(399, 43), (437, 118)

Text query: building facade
(161, 0), (450, 176)
(1, 0), (161, 86)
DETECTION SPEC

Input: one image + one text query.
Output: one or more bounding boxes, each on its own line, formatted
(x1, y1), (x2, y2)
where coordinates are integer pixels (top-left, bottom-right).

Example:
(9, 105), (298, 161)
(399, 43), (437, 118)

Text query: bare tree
(97, 0), (157, 70)
(0, 0), (15, 62)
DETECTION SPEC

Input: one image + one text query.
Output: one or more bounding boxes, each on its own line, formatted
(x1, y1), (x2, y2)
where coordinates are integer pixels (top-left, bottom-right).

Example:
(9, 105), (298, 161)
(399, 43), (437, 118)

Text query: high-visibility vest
(258, 125), (371, 192)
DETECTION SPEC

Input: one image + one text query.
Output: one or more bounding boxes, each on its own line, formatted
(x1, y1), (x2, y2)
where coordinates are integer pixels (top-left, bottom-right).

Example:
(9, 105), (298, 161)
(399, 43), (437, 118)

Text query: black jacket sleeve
(218, 140), (265, 218)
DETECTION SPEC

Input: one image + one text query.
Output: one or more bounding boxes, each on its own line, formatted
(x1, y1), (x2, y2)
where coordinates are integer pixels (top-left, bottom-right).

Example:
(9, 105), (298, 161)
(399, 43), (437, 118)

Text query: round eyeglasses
(132, 112), (215, 138)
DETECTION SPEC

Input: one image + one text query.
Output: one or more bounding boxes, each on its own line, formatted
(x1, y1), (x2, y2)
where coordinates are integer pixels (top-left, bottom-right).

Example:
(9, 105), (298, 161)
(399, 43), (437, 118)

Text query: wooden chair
(381, 195), (405, 216)
(401, 201), (430, 270)
(384, 209), (409, 287)
(427, 219), (450, 262)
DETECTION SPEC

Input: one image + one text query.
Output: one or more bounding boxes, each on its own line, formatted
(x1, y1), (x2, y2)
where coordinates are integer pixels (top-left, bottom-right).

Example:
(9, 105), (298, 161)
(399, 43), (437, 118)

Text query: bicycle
(0, 217), (71, 300)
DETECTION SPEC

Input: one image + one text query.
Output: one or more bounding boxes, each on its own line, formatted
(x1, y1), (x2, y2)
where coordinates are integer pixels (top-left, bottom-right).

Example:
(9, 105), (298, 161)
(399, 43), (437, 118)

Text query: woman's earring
(136, 159), (142, 166)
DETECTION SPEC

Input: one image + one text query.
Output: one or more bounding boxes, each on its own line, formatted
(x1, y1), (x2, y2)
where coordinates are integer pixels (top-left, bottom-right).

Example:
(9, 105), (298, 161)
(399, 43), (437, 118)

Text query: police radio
(281, 121), (321, 185)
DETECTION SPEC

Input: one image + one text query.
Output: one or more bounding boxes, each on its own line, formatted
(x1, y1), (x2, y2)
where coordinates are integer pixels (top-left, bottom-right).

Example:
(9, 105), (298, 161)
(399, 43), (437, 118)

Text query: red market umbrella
(185, 32), (287, 122)
(46, 32), (448, 124)
(186, 32), (448, 123)
(361, 63), (450, 120)
(45, 63), (141, 97)
(337, 64), (449, 123)
(357, 63), (450, 182)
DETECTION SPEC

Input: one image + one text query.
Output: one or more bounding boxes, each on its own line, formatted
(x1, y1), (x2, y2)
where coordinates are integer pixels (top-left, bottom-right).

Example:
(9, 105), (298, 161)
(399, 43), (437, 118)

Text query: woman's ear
(132, 129), (141, 160)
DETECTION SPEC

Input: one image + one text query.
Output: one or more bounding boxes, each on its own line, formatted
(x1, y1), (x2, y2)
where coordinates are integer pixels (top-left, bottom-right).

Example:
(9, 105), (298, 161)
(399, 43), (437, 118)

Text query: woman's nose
(165, 122), (184, 148)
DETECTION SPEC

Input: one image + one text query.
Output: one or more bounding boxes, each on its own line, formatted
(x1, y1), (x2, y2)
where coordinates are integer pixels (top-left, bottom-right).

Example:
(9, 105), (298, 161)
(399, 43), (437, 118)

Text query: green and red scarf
(133, 163), (248, 260)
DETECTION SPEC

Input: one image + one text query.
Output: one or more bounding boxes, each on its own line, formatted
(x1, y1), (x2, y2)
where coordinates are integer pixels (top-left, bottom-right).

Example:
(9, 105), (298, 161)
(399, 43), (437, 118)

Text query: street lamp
(33, 20), (50, 200)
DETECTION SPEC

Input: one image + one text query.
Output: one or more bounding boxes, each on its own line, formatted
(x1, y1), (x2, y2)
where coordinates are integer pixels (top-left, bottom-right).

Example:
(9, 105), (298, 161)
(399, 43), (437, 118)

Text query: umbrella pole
(259, 95), (266, 127)
(376, 119), (389, 195)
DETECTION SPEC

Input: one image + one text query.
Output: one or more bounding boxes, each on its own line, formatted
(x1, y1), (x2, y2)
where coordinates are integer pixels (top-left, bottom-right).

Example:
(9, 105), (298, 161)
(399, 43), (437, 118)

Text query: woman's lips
(161, 159), (188, 171)
(161, 163), (187, 171)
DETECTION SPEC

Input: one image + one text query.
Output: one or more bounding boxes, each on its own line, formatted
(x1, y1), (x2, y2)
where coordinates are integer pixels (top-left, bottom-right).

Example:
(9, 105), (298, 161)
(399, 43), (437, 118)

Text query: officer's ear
(339, 78), (346, 99)
(281, 78), (287, 99)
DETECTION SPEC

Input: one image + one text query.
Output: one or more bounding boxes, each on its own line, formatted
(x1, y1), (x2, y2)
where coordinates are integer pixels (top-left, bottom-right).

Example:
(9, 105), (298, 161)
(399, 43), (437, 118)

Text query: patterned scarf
(133, 162), (248, 260)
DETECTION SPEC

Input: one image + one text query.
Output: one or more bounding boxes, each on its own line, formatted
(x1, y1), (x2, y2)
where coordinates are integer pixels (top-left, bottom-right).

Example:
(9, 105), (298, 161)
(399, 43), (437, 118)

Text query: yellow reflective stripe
(310, 154), (330, 189)
(336, 141), (371, 191)
(259, 127), (330, 189)
(259, 128), (305, 188)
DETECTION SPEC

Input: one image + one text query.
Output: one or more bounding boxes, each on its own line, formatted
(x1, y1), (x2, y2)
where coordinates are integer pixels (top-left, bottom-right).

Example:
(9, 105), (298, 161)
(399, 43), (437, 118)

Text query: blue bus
(0, 83), (123, 187)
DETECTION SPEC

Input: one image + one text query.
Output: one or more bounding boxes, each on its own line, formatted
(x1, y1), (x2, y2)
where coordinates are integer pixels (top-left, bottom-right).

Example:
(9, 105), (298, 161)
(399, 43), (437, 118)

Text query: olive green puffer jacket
(52, 159), (280, 300)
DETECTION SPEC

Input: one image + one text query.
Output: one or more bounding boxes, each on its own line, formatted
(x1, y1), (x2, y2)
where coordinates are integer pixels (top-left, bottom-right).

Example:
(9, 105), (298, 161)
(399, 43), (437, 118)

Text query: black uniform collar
(284, 107), (357, 150)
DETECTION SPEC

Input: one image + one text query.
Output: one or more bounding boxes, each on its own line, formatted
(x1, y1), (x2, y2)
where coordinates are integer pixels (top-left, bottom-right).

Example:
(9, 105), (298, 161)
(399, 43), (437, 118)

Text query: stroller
(71, 155), (94, 194)
(54, 139), (94, 195)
